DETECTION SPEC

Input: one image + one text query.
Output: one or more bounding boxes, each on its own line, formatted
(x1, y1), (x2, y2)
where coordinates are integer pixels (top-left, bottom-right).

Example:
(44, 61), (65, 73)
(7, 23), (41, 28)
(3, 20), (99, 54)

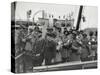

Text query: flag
(27, 10), (32, 18)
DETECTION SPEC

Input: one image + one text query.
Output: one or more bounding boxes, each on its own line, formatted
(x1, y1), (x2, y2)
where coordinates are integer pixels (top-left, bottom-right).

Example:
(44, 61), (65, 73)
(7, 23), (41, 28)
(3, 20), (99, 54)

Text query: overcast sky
(15, 2), (98, 29)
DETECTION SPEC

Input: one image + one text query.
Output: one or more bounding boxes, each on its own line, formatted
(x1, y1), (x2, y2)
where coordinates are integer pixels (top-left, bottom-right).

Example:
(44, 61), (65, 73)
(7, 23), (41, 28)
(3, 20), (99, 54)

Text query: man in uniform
(43, 28), (57, 65)
(80, 33), (91, 61)
(70, 31), (82, 62)
(60, 31), (72, 62)
(16, 28), (27, 54)
(88, 33), (97, 61)
(23, 28), (43, 72)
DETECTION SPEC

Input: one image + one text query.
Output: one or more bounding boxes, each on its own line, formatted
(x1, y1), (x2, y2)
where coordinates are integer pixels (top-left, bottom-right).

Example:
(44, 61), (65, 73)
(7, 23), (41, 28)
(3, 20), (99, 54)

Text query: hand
(36, 54), (40, 56)
(22, 38), (26, 42)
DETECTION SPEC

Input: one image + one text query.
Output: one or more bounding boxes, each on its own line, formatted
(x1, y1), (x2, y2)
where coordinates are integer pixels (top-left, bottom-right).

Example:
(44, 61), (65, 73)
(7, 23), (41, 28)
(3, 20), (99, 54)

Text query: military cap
(34, 26), (39, 31)
(46, 32), (56, 38)
(82, 33), (87, 37)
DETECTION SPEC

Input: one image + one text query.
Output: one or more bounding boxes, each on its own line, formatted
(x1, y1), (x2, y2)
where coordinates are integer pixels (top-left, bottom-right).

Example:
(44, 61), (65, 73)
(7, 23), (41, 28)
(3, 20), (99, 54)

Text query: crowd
(15, 22), (97, 72)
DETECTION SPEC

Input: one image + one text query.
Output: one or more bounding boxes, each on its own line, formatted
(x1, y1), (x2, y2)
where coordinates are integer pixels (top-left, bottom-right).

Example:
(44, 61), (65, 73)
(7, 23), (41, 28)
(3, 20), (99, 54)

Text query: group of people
(15, 23), (97, 72)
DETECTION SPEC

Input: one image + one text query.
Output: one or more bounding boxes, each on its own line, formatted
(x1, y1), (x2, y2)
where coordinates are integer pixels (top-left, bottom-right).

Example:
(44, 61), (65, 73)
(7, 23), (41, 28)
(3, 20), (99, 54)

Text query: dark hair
(83, 33), (87, 38)
(61, 22), (65, 27)
(72, 33), (76, 39)
(80, 30), (84, 34)
(89, 31), (94, 36)
(46, 33), (56, 38)
(64, 31), (69, 36)
(95, 31), (97, 36)
(47, 27), (53, 31)
(34, 26), (39, 31)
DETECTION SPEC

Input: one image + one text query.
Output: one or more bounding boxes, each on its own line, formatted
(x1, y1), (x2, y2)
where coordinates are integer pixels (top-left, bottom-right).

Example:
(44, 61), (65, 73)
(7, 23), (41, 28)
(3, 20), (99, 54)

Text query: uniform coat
(44, 39), (57, 65)
(81, 38), (90, 61)
(70, 40), (81, 61)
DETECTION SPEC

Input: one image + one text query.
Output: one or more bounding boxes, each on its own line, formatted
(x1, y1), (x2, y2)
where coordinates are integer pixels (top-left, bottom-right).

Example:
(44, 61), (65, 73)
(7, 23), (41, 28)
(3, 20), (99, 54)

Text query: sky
(15, 2), (98, 29)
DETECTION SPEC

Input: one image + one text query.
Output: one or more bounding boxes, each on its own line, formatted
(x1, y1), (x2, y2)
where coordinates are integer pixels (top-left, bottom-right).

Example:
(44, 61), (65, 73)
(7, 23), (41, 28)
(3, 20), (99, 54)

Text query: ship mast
(76, 5), (83, 30)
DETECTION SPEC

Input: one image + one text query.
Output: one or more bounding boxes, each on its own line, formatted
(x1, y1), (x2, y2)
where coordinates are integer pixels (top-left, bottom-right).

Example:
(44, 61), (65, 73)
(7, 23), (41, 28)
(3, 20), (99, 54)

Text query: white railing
(33, 60), (97, 71)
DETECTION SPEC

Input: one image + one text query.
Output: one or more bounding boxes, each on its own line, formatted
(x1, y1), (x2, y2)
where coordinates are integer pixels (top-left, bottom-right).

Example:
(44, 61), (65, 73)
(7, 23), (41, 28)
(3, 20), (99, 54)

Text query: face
(76, 34), (82, 41)
(47, 36), (53, 41)
(67, 27), (71, 31)
(72, 34), (76, 40)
